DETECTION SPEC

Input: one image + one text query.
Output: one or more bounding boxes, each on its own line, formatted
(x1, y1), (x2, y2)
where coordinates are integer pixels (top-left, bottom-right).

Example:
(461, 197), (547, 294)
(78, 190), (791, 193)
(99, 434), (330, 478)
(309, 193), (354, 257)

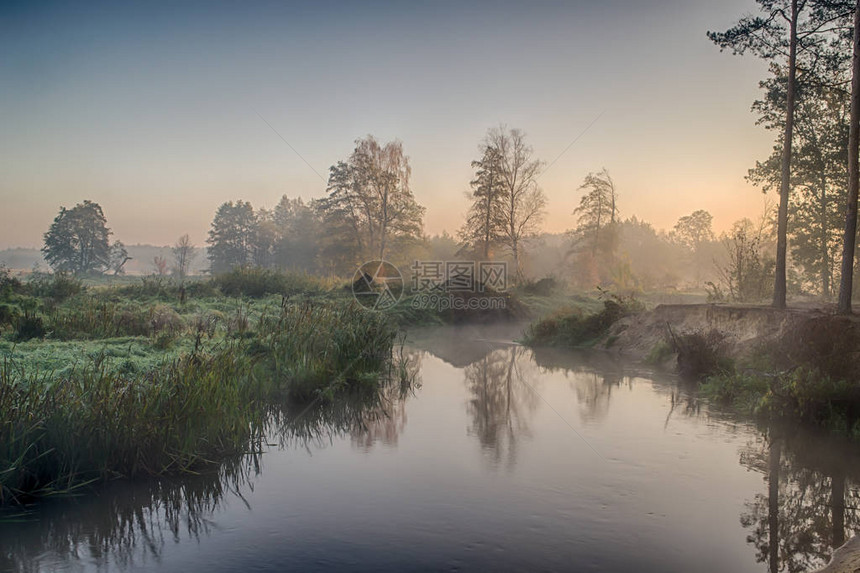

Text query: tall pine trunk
(838, 0), (860, 314)
(773, 0), (799, 309)
(821, 174), (830, 298)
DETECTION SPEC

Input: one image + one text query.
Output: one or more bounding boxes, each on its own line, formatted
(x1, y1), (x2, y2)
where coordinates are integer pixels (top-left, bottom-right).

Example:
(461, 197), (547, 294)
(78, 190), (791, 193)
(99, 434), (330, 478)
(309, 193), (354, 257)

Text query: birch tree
(485, 126), (546, 278)
(317, 136), (424, 262)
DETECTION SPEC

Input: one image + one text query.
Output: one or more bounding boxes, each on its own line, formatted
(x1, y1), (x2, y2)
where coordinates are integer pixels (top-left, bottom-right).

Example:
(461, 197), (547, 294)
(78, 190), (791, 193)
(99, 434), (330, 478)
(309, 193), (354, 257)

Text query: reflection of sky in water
(2, 324), (858, 572)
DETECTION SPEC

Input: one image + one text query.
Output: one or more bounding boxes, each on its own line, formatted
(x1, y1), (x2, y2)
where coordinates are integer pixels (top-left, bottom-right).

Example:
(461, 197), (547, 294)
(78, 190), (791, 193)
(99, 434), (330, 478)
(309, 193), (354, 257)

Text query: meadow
(0, 268), (402, 505)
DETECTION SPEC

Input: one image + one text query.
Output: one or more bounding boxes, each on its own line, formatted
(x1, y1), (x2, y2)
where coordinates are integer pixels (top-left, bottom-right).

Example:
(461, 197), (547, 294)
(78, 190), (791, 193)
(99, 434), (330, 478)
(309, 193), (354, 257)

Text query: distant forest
(0, 245), (209, 277)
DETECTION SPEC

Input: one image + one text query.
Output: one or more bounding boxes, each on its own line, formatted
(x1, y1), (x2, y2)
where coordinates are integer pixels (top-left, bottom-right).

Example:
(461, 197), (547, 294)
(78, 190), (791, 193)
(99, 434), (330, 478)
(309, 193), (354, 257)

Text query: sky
(0, 0), (777, 249)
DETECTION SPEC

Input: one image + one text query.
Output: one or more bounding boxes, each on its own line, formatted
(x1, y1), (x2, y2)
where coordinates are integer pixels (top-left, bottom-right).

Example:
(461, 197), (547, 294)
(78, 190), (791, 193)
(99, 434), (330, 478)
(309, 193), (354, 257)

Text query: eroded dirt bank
(607, 303), (860, 365)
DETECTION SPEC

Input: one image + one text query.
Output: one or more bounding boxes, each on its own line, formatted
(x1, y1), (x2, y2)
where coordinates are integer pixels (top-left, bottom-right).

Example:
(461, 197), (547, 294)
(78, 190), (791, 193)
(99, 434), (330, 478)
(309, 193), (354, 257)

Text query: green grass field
(0, 269), (405, 505)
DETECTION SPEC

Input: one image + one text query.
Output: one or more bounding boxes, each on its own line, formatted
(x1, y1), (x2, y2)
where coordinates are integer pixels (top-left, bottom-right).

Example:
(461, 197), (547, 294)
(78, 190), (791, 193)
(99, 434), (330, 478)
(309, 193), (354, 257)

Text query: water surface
(2, 323), (857, 572)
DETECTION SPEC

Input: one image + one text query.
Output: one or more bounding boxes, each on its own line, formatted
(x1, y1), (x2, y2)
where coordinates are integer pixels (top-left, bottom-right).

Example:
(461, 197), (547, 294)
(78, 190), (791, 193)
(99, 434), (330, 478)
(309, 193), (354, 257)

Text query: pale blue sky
(0, 0), (774, 248)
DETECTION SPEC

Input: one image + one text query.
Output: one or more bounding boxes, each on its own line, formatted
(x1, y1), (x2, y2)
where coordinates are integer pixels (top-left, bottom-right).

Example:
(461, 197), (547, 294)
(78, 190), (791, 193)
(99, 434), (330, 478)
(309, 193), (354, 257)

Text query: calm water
(2, 323), (858, 573)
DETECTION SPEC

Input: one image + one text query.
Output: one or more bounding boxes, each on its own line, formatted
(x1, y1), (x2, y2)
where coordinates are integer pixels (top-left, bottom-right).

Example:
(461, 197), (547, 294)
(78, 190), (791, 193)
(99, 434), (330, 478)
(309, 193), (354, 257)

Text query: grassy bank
(522, 292), (643, 348)
(0, 269), (401, 505)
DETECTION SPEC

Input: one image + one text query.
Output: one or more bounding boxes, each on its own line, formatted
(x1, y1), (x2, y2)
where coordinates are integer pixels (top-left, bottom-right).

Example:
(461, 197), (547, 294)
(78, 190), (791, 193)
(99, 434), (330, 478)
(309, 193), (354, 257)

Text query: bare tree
(172, 234), (197, 280)
(152, 255), (169, 276)
(718, 219), (774, 302)
(108, 240), (131, 276)
(485, 126), (546, 279)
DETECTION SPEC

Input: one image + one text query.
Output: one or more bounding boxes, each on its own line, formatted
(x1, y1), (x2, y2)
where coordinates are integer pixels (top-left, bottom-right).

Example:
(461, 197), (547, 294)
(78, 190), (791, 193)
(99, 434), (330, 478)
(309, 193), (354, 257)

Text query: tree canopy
(42, 200), (113, 275)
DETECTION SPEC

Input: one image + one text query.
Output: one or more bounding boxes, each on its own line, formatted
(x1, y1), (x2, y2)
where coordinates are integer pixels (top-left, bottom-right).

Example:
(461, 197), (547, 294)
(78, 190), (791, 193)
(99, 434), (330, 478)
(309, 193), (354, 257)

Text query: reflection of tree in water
(0, 360), (422, 572)
(0, 454), (258, 573)
(570, 371), (627, 423)
(268, 349), (421, 452)
(351, 398), (407, 450)
(351, 349), (422, 450)
(663, 388), (703, 428)
(739, 429), (860, 573)
(529, 346), (630, 423)
(464, 346), (539, 469)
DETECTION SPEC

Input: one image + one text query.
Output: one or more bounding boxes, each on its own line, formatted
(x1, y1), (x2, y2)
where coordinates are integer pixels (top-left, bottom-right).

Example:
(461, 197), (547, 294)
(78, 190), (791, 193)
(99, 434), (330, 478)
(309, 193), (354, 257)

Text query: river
(1, 323), (857, 572)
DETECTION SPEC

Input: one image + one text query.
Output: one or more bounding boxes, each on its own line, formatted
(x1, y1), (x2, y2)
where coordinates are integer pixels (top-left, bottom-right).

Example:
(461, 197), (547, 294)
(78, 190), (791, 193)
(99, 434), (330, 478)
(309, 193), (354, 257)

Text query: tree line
(33, 122), (840, 304)
(203, 128), (548, 279)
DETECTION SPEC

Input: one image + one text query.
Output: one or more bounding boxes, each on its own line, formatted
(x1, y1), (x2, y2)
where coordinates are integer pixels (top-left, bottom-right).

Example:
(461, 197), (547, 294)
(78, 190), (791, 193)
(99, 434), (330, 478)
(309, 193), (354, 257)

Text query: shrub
(0, 264), (22, 299)
(190, 312), (220, 338)
(184, 280), (218, 298)
(116, 275), (178, 300)
(702, 367), (860, 433)
(646, 340), (674, 365)
(149, 304), (184, 335)
(26, 272), (84, 302)
(700, 372), (770, 413)
(13, 311), (46, 341)
(781, 316), (860, 382)
(672, 329), (733, 380)
(779, 368), (860, 426)
(212, 267), (323, 298)
(519, 277), (559, 296)
(524, 292), (641, 347)
(0, 303), (16, 326)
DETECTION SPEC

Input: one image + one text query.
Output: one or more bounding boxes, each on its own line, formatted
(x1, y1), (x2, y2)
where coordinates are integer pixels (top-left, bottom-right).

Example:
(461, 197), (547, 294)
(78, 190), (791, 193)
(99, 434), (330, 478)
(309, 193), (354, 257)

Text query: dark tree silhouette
(42, 200), (112, 275)
(171, 234), (196, 280)
(206, 200), (257, 273)
(459, 145), (505, 259)
(710, 0), (853, 308)
(839, 0), (860, 313)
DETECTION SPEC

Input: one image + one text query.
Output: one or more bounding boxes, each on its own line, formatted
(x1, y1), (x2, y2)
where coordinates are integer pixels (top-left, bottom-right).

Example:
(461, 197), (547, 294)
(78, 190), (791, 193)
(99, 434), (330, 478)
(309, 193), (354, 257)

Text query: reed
(0, 299), (398, 505)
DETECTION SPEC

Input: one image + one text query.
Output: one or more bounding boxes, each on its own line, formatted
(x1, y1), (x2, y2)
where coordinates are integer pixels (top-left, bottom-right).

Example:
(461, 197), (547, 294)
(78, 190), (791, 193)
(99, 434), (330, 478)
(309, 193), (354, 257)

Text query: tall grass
(212, 267), (330, 298)
(45, 299), (185, 339)
(0, 300), (398, 505)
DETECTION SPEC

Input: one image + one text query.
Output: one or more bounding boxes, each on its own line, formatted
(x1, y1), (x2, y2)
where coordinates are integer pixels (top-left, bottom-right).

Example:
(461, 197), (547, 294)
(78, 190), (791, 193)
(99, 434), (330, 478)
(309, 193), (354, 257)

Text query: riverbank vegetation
(522, 291), (643, 348)
(670, 316), (860, 437)
(0, 269), (406, 505)
(2, 263), (604, 505)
